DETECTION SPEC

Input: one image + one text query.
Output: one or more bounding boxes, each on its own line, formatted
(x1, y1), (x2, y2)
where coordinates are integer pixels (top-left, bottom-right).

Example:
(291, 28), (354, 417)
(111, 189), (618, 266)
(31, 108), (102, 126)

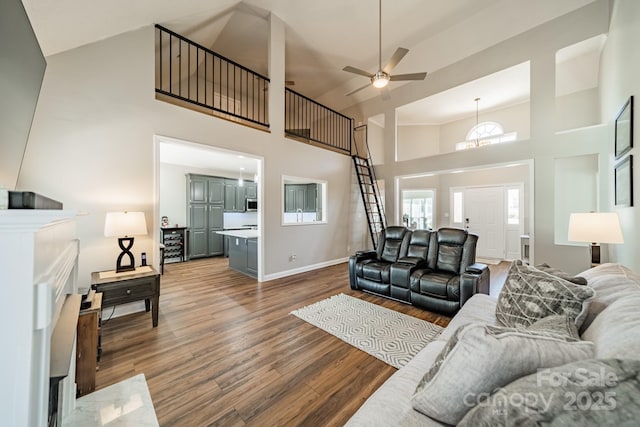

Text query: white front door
(464, 187), (505, 259)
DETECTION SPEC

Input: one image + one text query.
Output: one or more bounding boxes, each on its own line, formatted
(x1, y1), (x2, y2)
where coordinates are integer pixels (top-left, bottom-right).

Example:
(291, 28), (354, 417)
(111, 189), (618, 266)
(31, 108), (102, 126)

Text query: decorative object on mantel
(615, 154), (633, 207)
(290, 293), (443, 368)
(568, 212), (624, 266)
(8, 190), (63, 209)
(104, 211), (148, 273)
(615, 95), (633, 159)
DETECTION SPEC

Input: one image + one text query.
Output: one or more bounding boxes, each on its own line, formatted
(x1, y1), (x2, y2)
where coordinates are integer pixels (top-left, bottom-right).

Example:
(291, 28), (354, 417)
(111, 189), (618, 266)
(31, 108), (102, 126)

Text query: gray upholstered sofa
(346, 262), (640, 426)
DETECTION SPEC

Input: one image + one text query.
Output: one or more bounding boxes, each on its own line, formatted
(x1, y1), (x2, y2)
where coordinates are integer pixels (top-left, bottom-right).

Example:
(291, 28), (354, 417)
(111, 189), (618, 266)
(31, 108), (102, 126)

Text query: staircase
(352, 126), (386, 249)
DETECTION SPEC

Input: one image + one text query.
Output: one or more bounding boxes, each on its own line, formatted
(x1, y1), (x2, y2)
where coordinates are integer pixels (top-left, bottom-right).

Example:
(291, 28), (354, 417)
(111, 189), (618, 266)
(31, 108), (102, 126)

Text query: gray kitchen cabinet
(304, 184), (317, 212)
(187, 174), (225, 259)
(224, 179), (254, 212)
(245, 182), (257, 199)
(189, 204), (207, 258)
(208, 204), (224, 256)
(284, 184), (306, 212)
(209, 228), (224, 256)
(224, 180), (236, 211)
(284, 184), (316, 213)
(208, 178), (225, 204)
(247, 238), (258, 276)
(189, 176), (207, 203)
(235, 185), (245, 211)
(228, 236), (248, 273)
(224, 179), (244, 212)
(227, 236), (258, 278)
(285, 185), (298, 212)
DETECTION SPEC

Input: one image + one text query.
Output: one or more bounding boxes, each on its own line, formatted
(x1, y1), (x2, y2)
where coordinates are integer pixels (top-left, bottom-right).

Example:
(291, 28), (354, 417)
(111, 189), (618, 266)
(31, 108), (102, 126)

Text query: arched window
(466, 121), (504, 141)
(456, 121), (517, 151)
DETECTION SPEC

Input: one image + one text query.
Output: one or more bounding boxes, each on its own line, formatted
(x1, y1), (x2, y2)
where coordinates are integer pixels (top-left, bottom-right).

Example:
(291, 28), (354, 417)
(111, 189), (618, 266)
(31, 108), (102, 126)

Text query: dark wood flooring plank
(96, 256), (507, 426)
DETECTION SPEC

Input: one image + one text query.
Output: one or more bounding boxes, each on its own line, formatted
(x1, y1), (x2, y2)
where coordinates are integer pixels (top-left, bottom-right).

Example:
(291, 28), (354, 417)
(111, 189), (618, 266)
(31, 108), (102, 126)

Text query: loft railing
(285, 88), (352, 155)
(155, 25), (269, 128)
(155, 25), (352, 153)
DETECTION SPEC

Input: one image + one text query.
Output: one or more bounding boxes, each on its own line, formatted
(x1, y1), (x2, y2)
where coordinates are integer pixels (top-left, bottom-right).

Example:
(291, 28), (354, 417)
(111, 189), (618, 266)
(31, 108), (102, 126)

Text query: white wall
(555, 88), (600, 132)
(343, 0), (612, 275)
(396, 125), (440, 161)
(159, 163), (188, 228)
(553, 154), (598, 246)
(395, 101), (531, 161)
(367, 120), (385, 165)
(599, 0), (640, 272)
(17, 23), (353, 284)
(439, 102), (531, 153)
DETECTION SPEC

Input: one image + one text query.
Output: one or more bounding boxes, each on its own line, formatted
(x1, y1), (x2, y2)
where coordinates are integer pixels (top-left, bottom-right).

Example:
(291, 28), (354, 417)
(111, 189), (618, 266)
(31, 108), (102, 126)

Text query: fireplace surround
(0, 211), (79, 426)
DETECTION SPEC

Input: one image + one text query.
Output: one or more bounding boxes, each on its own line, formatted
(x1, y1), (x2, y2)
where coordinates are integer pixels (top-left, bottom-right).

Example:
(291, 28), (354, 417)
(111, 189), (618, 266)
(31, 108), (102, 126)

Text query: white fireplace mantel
(0, 210), (79, 426)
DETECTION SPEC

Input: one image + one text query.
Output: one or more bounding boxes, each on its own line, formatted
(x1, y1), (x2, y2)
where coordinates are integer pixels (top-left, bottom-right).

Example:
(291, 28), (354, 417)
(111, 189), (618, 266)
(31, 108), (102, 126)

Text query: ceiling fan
(343, 0), (427, 100)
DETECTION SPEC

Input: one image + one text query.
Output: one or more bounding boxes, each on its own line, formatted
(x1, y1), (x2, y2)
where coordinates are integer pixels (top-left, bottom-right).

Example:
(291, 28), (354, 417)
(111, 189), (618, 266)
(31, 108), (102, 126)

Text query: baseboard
(477, 257), (503, 265)
(262, 257), (348, 282)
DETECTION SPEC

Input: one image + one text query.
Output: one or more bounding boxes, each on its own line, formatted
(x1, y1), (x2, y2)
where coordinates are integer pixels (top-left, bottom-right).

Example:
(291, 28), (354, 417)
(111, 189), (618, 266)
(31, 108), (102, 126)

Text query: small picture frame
(615, 96), (633, 159)
(615, 155), (633, 207)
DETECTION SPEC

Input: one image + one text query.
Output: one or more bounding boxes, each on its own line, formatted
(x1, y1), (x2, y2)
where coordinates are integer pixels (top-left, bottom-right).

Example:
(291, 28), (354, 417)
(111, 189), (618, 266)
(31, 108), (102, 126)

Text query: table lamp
(568, 212), (624, 266)
(104, 211), (148, 272)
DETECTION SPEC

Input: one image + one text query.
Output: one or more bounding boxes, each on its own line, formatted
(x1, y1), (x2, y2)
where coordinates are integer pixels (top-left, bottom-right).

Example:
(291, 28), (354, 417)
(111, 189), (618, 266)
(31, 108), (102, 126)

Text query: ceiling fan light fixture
(372, 71), (390, 88)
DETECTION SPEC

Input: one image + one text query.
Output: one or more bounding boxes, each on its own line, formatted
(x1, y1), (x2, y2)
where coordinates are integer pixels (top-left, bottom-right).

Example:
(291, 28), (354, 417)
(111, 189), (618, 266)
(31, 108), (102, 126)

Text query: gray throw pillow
(458, 358), (640, 427)
(410, 320), (594, 425)
(535, 262), (588, 285)
(496, 260), (595, 329)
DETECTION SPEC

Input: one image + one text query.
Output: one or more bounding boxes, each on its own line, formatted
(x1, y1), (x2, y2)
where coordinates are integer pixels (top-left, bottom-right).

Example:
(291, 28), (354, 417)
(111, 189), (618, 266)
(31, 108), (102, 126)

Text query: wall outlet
(289, 254), (297, 262)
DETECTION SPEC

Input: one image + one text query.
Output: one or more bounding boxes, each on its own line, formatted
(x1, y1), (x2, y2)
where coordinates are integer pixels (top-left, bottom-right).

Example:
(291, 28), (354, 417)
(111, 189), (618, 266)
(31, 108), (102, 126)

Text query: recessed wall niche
(553, 154), (599, 245)
(555, 34), (607, 132)
(393, 61), (531, 162)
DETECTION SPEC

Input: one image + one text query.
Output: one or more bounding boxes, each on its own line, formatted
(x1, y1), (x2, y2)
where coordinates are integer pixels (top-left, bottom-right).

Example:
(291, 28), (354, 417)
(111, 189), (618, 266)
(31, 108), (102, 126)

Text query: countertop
(216, 229), (260, 239)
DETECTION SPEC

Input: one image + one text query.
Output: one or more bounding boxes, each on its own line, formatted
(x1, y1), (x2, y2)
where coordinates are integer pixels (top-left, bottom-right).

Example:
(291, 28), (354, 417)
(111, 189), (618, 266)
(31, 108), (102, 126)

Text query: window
(402, 190), (435, 230)
(467, 121), (504, 141)
(456, 121), (517, 151)
(507, 188), (520, 225)
(452, 191), (463, 224)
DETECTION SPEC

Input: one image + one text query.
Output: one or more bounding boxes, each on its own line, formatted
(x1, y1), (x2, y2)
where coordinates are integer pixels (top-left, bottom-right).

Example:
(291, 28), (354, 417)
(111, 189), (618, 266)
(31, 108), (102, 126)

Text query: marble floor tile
(62, 373), (158, 427)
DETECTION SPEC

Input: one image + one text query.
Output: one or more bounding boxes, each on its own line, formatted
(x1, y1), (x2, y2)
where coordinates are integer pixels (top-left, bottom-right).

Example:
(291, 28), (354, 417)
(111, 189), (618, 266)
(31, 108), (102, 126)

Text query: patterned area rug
(290, 293), (443, 369)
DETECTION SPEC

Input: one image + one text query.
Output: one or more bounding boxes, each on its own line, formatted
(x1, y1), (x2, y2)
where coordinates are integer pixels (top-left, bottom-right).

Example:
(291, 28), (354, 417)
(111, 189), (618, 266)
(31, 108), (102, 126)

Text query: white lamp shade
(568, 212), (624, 244)
(104, 212), (148, 237)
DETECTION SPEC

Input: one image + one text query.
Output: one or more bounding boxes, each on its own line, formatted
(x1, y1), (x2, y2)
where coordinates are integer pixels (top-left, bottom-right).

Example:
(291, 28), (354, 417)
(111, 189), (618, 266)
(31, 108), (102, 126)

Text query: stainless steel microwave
(246, 198), (258, 211)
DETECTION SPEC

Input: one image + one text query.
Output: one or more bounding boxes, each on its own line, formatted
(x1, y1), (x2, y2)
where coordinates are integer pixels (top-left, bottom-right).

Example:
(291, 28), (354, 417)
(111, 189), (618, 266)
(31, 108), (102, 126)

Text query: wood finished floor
(96, 257), (509, 426)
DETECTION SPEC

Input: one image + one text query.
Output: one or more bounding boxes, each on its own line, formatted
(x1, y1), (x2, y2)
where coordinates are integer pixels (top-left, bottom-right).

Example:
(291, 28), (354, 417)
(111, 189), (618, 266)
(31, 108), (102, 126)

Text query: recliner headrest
(437, 228), (467, 245)
(409, 230), (431, 246)
(384, 226), (409, 240)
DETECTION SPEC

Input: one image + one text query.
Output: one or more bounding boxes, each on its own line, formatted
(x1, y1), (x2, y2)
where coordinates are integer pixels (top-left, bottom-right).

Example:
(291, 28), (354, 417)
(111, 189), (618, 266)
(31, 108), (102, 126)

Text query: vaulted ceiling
(22, 0), (600, 121)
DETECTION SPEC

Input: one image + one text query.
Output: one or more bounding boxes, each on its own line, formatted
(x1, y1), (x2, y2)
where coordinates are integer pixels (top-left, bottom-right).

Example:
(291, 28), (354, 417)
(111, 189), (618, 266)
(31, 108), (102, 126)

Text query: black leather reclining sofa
(348, 226), (490, 316)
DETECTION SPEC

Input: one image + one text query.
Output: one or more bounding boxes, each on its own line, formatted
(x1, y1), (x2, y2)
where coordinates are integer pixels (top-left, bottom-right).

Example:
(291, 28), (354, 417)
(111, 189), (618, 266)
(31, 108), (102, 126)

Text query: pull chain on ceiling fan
(343, 0), (427, 100)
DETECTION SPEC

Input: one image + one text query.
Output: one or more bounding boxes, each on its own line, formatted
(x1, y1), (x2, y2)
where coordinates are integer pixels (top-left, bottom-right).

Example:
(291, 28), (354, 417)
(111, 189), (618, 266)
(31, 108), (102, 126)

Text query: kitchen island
(216, 230), (259, 278)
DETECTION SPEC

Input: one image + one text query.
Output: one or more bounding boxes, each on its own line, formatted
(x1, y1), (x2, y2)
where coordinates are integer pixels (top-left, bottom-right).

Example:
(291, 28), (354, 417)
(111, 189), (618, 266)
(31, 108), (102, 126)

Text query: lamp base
(590, 243), (601, 267)
(116, 237), (136, 273)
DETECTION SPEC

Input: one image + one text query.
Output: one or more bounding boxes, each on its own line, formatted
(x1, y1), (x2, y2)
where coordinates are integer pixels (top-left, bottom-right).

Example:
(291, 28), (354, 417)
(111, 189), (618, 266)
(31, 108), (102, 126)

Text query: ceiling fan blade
(345, 83), (372, 97)
(390, 72), (428, 81)
(383, 48), (409, 73)
(380, 86), (391, 101)
(343, 66), (375, 78)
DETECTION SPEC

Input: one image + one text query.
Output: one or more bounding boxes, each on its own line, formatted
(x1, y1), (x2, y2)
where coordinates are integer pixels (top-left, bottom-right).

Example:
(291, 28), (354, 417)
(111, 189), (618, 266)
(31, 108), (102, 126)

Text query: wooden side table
(76, 290), (102, 397)
(90, 266), (161, 327)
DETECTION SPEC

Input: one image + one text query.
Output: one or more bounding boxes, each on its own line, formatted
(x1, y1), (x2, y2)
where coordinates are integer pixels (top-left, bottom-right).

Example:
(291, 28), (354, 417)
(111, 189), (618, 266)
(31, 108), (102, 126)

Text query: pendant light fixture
(238, 167), (244, 187)
(474, 97), (480, 147)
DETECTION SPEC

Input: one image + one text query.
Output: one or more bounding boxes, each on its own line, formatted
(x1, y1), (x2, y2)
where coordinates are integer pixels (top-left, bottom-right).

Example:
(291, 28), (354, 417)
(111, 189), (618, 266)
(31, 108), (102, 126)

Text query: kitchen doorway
(153, 135), (264, 281)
